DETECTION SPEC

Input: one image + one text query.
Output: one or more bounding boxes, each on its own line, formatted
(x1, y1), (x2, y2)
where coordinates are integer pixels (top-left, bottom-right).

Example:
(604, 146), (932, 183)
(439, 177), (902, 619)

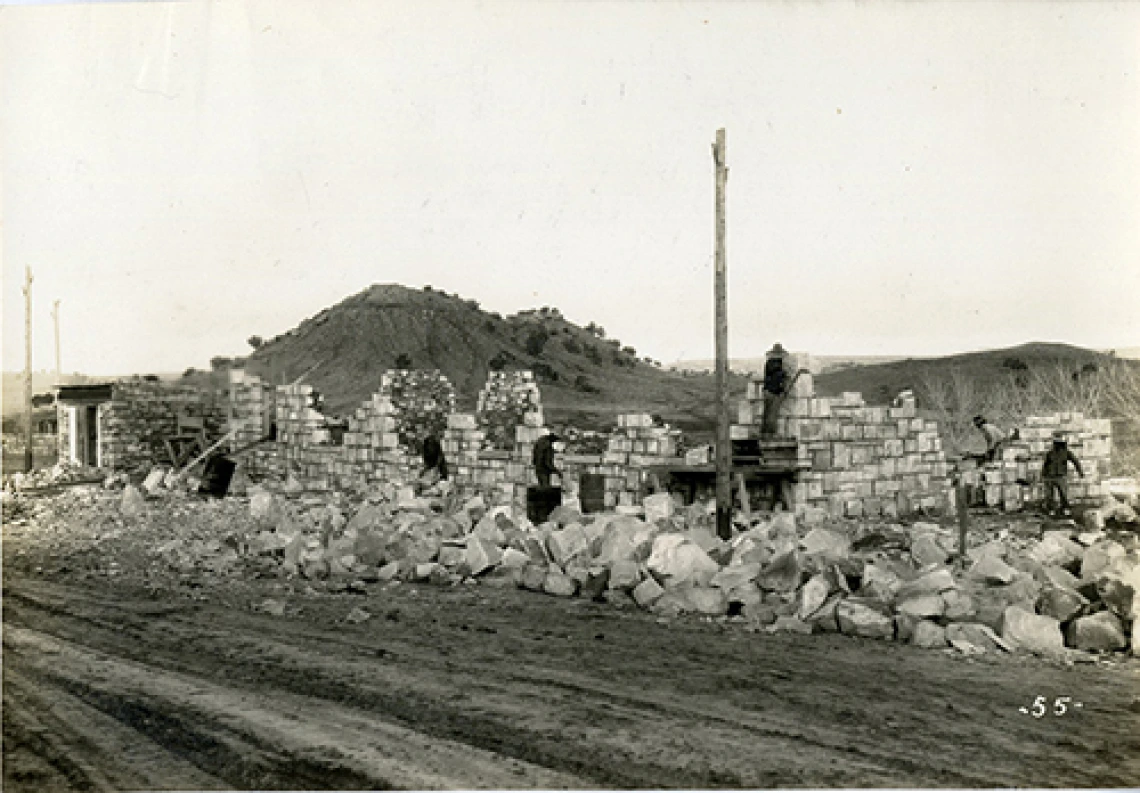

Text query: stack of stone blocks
(733, 353), (952, 519)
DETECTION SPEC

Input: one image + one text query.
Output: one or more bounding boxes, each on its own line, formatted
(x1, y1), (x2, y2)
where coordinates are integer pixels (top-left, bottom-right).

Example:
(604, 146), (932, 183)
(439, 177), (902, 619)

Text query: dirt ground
(4, 521), (1140, 792)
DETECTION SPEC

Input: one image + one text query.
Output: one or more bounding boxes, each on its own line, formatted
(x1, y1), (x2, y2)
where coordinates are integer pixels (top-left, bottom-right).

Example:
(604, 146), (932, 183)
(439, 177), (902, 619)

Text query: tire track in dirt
(4, 625), (586, 790)
(6, 575), (1140, 789)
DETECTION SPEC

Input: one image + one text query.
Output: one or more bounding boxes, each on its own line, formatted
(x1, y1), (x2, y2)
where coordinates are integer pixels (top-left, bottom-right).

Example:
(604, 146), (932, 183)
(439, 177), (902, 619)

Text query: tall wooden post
(52, 299), (61, 381)
(23, 266), (34, 472)
(712, 129), (731, 540)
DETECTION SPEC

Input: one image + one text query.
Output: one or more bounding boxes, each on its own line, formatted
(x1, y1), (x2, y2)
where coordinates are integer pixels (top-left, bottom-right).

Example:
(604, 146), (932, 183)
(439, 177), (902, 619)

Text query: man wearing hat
(761, 343), (810, 436)
(1041, 431), (1084, 516)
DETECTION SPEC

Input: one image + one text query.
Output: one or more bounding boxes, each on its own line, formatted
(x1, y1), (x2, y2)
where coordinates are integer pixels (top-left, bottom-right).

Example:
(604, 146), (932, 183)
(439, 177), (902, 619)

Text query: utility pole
(23, 266), (34, 473)
(52, 299), (61, 381)
(712, 129), (731, 540)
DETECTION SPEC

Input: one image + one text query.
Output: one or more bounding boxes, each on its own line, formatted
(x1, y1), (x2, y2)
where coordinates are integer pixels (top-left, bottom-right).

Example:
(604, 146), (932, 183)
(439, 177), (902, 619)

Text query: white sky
(3, 0), (1139, 376)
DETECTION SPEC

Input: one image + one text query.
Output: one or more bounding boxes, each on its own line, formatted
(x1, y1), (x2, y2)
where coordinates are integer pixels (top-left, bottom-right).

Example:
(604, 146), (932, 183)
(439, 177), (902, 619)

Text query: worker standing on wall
(1042, 431), (1084, 517)
(760, 344), (789, 436)
(533, 431), (562, 488)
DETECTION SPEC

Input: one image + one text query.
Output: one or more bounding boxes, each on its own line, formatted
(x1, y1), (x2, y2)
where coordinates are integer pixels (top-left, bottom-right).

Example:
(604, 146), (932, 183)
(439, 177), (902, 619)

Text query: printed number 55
(1030, 696), (1071, 717)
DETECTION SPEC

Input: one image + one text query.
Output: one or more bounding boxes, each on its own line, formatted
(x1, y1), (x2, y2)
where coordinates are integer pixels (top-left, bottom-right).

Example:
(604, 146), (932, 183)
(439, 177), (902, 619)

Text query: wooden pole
(23, 266), (34, 472)
(52, 299), (61, 382)
(713, 129), (731, 540)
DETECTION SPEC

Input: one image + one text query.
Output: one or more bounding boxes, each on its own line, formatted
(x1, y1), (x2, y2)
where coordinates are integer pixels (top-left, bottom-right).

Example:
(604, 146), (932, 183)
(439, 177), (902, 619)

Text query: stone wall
(56, 380), (227, 474)
(225, 361), (1114, 519)
(961, 412), (1113, 510)
(476, 370), (543, 450)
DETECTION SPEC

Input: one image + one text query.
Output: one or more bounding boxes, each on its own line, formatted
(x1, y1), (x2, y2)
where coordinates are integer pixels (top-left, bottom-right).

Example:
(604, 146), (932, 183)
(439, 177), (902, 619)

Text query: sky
(3, 0), (1139, 376)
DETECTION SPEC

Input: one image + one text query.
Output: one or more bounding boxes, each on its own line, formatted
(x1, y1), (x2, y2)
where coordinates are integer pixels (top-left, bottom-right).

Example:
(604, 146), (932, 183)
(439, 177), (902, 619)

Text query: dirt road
(4, 557), (1139, 792)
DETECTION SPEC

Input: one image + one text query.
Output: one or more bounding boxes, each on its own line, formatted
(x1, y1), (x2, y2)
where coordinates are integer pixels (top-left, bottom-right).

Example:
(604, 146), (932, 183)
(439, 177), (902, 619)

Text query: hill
(235, 284), (740, 433)
(813, 342), (1119, 404)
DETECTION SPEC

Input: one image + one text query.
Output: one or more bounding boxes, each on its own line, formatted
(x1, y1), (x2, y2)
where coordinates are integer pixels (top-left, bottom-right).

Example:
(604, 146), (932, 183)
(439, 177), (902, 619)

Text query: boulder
(910, 534), (950, 568)
(1039, 565), (1081, 591)
(836, 599), (894, 639)
(896, 568), (956, 601)
(120, 485), (146, 517)
(1029, 531), (1083, 568)
(767, 615), (813, 635)
(632, 576), (665, 608)
(897, 593), (946, 619)
(1002, 606), (1064, 656)
(970, 556), (1018, 585)
(912, 620), (949, 649)
(471, 514), (506, 546)
(743, 601), (778, 626)
(757, 551), (804, 593)
(543, 571), (578, 598)
(141, 467), (167, 495)
(1067, 611), (1128, 652)
(797, 573), (832, 621)
(595, 518), (646, 564)
(809, 595), (844, 633)
(437, 544), (465, 568)
(643, 493), (676, 524)
(548, 505), (583, 528)
(523, 536), (550, 565)
(547, 524), (591, 566)
(946, 622), (1011, 653)
(800, 528), (851, 560)
(519, 564), (548, 592)
(1036, 586), (1088, 623)
(377, 561), (401, 581)
(607, 560), (642, 591)
(860, 562), (904, 601)
(725, 582), (763, 608)
(1080, 540), (1127, 581)
(941, 589), (976, 620)
(499, 548), (530, 570)
(710, 563), (761, 592)
(1002, 573), (1043, 607)
(656, 585), (728, 616)
(968, 539), (1008, 562)
(464, 536), (502, 576)
(647, 535), (719, 588)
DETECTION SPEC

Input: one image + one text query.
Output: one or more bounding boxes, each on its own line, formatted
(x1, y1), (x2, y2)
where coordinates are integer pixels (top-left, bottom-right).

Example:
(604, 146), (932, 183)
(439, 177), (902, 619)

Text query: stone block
(897, 593), (946, 619)
(912, 621), (949, 649)
(1036, 585), (1088, 622)
(836, 599), (894, 639)
(757, 551), (804, 593)
(519, 564), (548, 592)
(543, 571), (578, 598)
(970, 556), (1017, 585)
(1066, 610), (1127, 652)
(632, 576), (665, 608)
(1002, 606), (1064, 656)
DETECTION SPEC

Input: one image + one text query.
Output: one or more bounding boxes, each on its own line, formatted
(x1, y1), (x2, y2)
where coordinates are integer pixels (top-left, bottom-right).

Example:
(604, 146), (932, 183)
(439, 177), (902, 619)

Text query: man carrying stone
(1041, 431), (1084, 517)
(532, 431), (562, 488)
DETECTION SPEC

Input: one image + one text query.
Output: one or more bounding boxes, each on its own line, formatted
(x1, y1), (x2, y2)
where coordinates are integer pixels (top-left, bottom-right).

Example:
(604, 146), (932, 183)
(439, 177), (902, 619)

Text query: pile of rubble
(8, 465), (1138, 662)
(231, 481), (1139, 660)
(3, 461), (104, 491)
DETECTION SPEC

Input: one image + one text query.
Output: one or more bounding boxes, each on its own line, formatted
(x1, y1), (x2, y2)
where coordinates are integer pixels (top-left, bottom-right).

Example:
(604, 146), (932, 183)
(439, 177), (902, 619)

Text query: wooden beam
(712, 128), (731, 540)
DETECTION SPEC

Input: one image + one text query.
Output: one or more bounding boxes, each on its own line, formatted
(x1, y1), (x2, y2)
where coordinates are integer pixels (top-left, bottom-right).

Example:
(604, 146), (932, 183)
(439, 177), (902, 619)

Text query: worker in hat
(1041, 431), (1084, 517)
(760, 343), (809, 436)
(533, 430), (562, 489)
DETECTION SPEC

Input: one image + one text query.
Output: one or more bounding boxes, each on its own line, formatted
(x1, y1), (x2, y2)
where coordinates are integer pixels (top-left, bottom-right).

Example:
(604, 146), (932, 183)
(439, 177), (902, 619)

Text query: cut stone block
(757, 551), (804, 593)
(836, 599), (894, 639)
(1067, 611), (1127, 652)
(1002, 606), (1064, 656)
(607, 560), (642, 591)
(543, 571), (578, 598)
(797, 573), (832, 620)
(912, 620), (949, 649)
(970, 556), (1017, 586)
(896, 568), (956, 601)
(519, 564), (548, 592)
(1029, 531), (1083, 568)
(897, 593), (946, 619)
(647, 534), (719, 588)
(632, 577), (665, 608)
(910, 534), (949, 568)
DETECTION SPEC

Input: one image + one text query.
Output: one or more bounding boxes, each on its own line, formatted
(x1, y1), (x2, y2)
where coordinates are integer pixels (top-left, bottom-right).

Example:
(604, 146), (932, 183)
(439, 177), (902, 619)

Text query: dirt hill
(813, 342), (1117, 404)
(238, 284), (735, 432)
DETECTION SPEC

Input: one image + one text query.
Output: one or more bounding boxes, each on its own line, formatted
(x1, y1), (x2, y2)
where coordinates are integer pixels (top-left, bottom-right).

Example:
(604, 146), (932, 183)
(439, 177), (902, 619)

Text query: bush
(489, 351), (511, 371)
(585, 345), (603, 366)
(563, 338), (582, 354)
(533, 362), (559, 382)
(574, 374), (599, 393)
(525, 328), (549, 356)
(247, 335), (264, 350)
(395, 353), (412, 369)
